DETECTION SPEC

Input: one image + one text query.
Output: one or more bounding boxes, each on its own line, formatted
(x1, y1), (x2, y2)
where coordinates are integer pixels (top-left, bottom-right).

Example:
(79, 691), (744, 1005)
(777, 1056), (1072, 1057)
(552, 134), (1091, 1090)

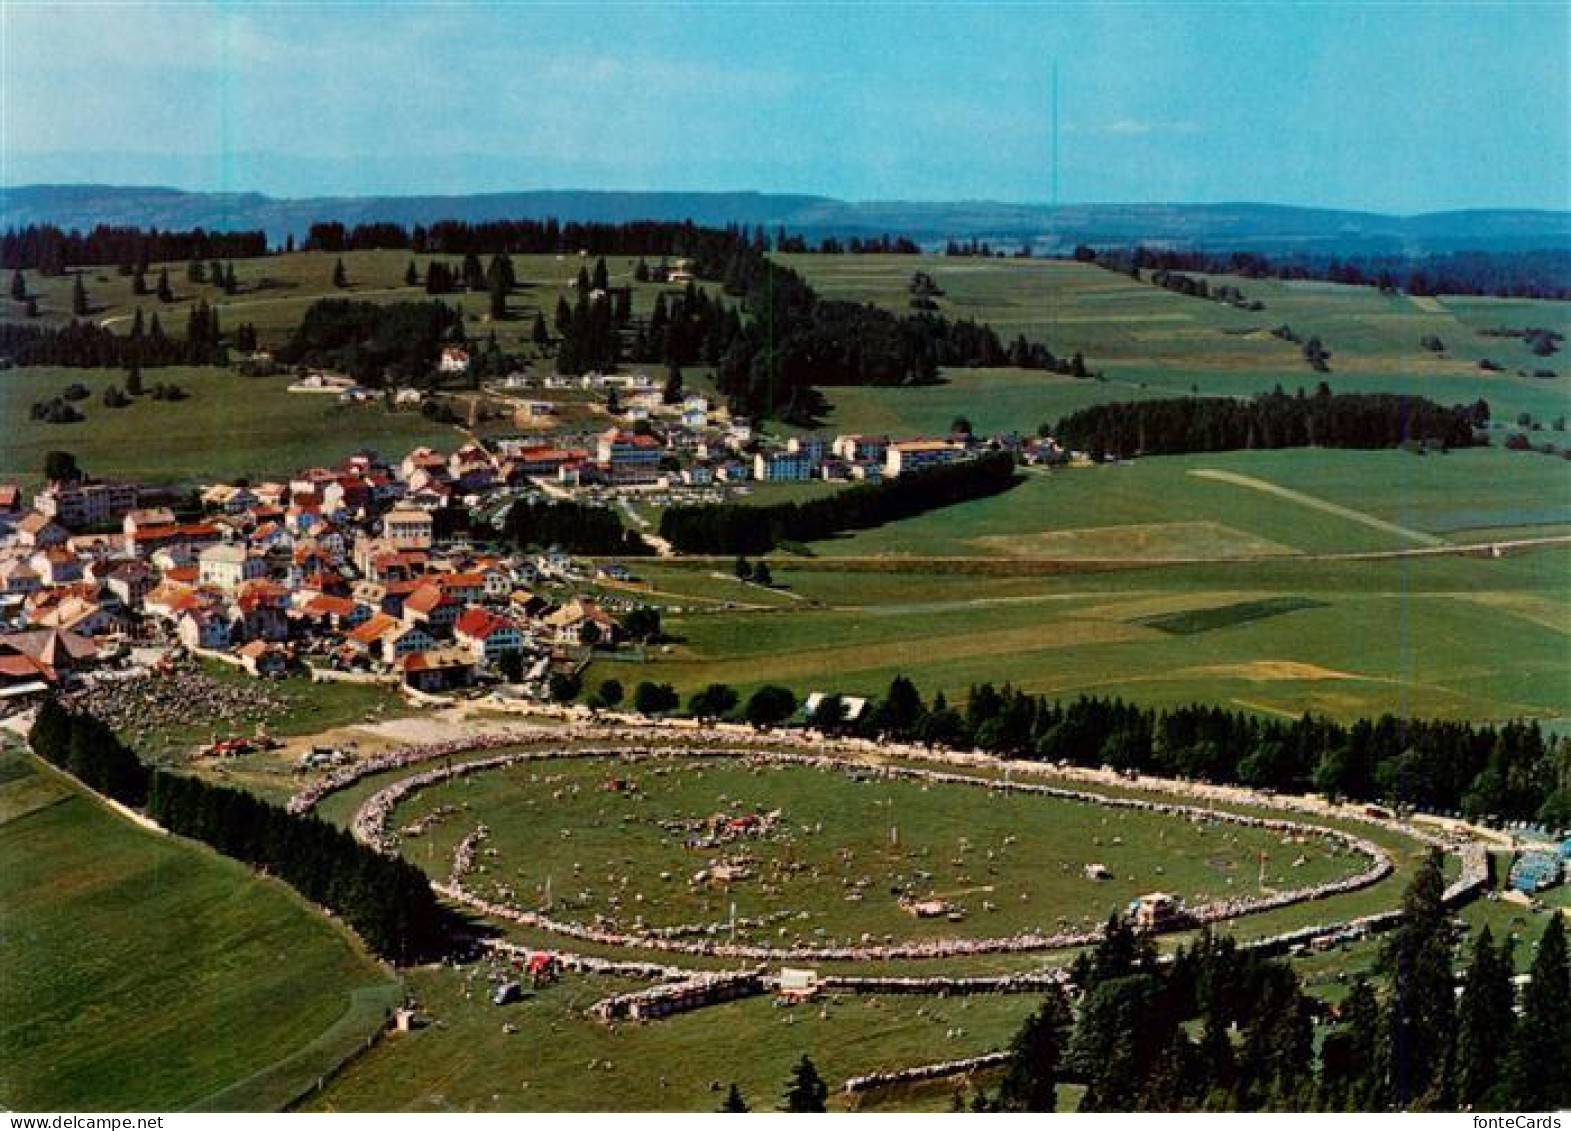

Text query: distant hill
(3, 183), (1568, 255)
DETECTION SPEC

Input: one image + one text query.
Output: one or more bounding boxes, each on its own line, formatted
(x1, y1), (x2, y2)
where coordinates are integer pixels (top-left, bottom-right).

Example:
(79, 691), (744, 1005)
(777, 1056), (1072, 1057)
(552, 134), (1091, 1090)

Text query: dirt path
(1188, 467), (1448, 547)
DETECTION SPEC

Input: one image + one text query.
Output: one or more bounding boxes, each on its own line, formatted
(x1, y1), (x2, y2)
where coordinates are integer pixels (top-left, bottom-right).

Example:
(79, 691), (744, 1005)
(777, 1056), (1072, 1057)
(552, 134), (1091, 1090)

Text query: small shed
(778, 968), (820, 1000)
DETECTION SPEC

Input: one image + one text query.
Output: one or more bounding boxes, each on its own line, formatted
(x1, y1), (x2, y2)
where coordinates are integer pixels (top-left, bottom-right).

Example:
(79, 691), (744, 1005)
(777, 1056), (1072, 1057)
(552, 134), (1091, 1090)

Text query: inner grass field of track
(388, 754), (1365, 949)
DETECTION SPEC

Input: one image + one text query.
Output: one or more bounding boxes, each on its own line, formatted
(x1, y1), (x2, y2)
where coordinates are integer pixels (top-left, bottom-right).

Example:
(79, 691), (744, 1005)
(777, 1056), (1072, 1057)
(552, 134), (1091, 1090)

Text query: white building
(884, 440), (967, 478)
(197, 543), (266, 591)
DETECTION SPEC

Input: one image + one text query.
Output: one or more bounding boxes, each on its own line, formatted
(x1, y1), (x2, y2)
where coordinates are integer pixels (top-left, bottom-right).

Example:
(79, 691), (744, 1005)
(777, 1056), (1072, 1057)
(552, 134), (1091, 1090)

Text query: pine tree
(781, 1054), (828, 1112)
(125, 354), (144, 397)
(1318, 978), (1384, 1110)
(223, 262), (238, 295)
(156, 267), (173, 303)
(996, 987), (1071, 1111)
(1455, 927), (1516, 1108)
(1379, 852), (1456, 1109)
(531, 311), (548, 348)
(332, 258), (348, 288)
(404, 260), (419, 287)
(9, 269), (25, 301)
(489, 270), (508, 321)
(71, 272), (89, 317)
(131, 266), (148, 296)
(187, 258), (206, 284)
(592, 256), (609, 291)
(1502, 915), (1570, 1111)
(720, 1083), (749, 1112)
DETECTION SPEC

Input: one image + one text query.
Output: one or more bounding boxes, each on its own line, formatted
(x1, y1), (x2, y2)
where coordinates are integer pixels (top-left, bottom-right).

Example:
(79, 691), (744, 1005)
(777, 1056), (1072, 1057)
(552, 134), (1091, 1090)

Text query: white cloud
(1107, 117), (1201, 136)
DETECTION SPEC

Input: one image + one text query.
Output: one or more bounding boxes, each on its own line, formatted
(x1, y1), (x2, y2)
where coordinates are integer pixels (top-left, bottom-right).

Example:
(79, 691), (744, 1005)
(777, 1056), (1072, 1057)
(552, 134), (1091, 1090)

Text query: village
(0, 365), (1061, 722)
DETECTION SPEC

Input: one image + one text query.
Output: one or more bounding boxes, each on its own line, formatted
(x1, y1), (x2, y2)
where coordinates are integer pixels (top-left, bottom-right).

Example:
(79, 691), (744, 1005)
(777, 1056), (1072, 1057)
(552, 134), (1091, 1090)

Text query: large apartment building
(34, 479), (140, 530)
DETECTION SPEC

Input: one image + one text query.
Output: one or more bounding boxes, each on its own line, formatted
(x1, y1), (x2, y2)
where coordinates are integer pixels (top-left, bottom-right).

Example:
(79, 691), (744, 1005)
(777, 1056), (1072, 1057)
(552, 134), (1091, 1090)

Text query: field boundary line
(1188, 467), (1447, 547)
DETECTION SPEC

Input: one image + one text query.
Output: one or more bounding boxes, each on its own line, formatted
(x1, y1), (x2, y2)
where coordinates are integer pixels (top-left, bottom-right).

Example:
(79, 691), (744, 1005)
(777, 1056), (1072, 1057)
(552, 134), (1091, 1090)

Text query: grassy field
(294, 742), (1441, 1112)
(391, 755), (1361, 947)
(776, 253), (1571, 436)
(11, 249), (698, 360)
(803, 366), (1166, 439)
(1, 248), (712, 486)
(0, 750), (396, 1111)
(802, 447), (1571, 559)
(0, 365), (459, 487)
(596, 545), (1571, 723)
(303, 957), (1033, 1112)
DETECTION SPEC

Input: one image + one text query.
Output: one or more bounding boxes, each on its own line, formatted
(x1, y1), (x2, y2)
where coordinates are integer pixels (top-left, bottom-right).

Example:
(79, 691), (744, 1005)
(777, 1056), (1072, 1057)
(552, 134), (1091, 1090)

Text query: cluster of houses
(0, 386), (1065, 707)
(490, 422), (1060, 493)
(0, 451), (637, 702)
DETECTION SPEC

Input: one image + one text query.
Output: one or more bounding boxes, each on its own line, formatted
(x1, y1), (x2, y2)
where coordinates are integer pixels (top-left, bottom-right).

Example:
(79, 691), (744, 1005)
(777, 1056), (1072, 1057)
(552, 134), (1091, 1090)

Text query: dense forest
(978, 862), (1570, 1112)
(28, 700), (450, 963)
(659, 450), (1018, 554)
(276, 298), (466, 387)
(501, 497), (652, 556)
(0, 301), (226, 368)
(1, 223), (269, 273)
(1083, 244), (1571, 300)
(1052, 389), (1485, 459)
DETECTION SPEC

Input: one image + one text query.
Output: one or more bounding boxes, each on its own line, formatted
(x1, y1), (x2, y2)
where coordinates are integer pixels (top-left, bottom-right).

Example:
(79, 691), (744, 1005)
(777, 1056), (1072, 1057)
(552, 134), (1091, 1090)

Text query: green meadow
(0, 751), (395, 1111)
(391, 755), (1360, 947)
(0, 364), (459, 487)
(598, 545), (1571, 723)
(776, 253), (1571, 437)
(13, 249), (696, 359)
(806, 447), (1571, 558)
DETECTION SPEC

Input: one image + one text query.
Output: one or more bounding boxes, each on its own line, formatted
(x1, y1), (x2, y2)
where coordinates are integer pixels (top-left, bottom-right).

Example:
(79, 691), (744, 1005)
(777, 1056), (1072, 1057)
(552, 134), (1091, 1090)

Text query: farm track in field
(658, 533), (1571, 575)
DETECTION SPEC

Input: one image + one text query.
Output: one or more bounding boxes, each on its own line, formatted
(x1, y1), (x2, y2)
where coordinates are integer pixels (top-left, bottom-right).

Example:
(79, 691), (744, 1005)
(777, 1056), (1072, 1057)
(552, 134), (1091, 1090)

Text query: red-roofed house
(401, 583), (462, 634)
(454, 607), (525, 663)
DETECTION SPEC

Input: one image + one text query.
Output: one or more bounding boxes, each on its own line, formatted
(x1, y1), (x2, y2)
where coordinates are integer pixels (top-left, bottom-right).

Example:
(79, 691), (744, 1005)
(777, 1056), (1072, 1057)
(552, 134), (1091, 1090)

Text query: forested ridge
(1083, 243), (1571, 300)
(2, 224), (268, 272)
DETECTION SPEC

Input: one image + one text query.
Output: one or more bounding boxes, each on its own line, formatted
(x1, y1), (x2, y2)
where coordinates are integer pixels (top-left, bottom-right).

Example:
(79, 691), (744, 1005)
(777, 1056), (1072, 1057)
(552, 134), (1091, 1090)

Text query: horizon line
(4, 180), (1571, 220)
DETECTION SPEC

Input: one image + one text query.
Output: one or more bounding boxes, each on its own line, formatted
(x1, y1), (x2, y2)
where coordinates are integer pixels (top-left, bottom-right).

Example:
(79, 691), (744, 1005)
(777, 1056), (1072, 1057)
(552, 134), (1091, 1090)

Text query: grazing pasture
(606, 545), (1571, 723)
(0, 754), (395, 1111)
(776, 253), (1571, 436)
(0, 365), (458, 486)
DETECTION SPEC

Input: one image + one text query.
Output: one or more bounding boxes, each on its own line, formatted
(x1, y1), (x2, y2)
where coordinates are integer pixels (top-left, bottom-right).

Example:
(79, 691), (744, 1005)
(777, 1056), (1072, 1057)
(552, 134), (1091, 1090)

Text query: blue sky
(2, 1), (1567, 211)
